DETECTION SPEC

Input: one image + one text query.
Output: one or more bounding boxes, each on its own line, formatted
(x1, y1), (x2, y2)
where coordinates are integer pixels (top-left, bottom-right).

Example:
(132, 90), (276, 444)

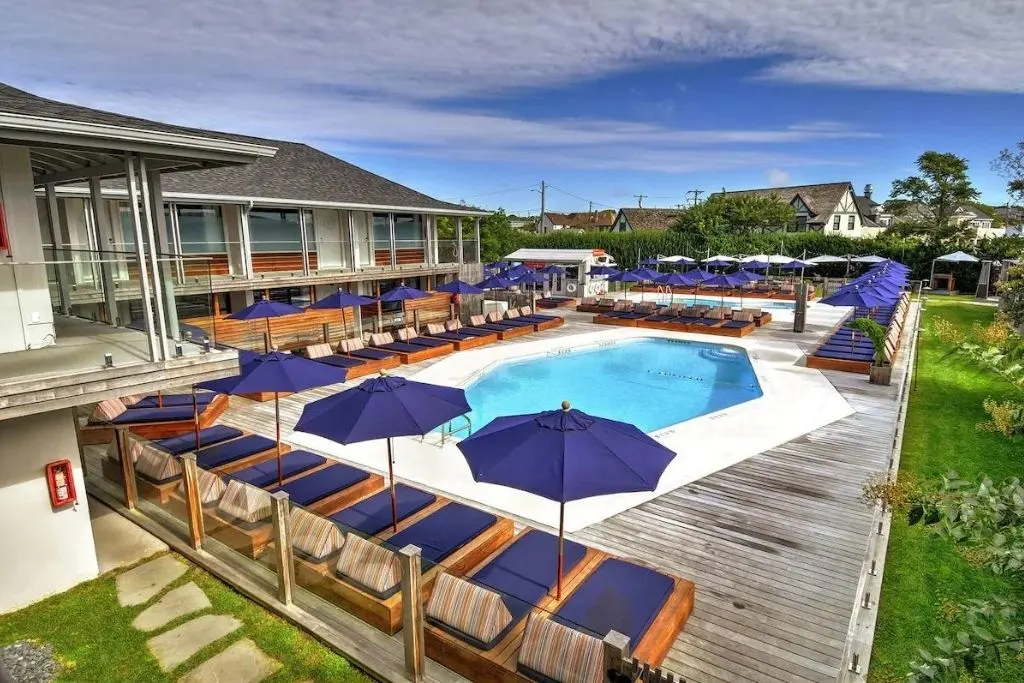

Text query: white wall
(0, 409), (99, 612)
(313, 208), (345, 269)
(0, 145), (56, 353)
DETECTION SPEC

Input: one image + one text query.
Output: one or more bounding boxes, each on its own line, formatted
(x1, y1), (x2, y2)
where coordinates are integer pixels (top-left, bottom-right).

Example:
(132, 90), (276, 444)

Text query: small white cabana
(930, 250), (979, 291)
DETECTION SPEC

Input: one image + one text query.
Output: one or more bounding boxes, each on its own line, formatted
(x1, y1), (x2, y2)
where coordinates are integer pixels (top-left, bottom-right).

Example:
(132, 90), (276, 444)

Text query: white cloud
(767, 169), (792, 186)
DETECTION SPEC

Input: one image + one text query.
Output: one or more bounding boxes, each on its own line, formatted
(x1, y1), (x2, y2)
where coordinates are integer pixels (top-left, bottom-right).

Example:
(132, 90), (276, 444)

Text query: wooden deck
(149, 306), (910, 683)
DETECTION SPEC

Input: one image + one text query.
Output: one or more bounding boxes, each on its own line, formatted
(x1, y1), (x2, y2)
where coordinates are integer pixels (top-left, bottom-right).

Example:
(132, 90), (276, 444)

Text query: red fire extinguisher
(45, 460), (77, 508)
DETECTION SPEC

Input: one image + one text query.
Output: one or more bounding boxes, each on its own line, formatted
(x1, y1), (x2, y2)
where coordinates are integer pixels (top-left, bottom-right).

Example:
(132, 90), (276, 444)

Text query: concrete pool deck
(290, 322), (854, 533)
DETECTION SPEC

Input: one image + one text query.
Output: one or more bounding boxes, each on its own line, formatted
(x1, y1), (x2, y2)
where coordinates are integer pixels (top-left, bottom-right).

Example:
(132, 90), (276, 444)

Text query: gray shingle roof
(619, 208), (685, 231)
(2, 82), (479, 213)
(714, 182), (853, 221)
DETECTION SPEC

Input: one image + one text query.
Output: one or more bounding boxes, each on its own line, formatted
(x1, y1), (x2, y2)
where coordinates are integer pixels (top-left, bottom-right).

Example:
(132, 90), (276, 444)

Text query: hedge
(493, 230), (1024, 284)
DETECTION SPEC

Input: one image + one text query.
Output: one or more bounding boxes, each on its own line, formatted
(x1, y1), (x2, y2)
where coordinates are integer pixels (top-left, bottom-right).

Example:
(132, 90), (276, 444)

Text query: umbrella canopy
(476, 274), (516, 290)
(767, 254), (794, 264)
(538, 264), (566, 275)
(739, 254), (770, 263)
(608, 271), (644, 283)
(779, 259), (814, 270)
(308, 290), (377, 310)
(379, 284), (430, 302)
(457, 401), (675, 597)
(659, 255), (695, 264)
(588, 265), (619, 276)
(703, 255), (737, 267)
(806, 254), (849, 264)
(639, 257), (661, 266)
(199, 351), (347, 485)
(515, 271), (547, 286)
(484, 261), (506, 270)
(630, 267), (661, 281)
(656, 272), (691, 286)
(735, 270), (765, 282)
(935, 250), (980, 263)
(435, 279), (485, 295)
(820, 286), (897, 308)
(228, 298), (304, 321)
(687, 268), (714, 281)
(851, 254), (887, 264)
(704, 273), (747, 288)
(740, 260), (770, 270)
(295, 374), (470, 531)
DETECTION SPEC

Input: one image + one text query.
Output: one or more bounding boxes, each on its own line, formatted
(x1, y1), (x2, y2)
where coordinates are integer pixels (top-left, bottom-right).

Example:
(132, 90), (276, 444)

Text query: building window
(248, 208), (301, 252)
(393, 214), (424, 252)
(833, 215), (841, 230)
(372, 213), (391, 254)
(847, 215), (856, 230)
(793, 215), (808, 232)
(267, 286), (312, 307)
(176, 205), (227, 254)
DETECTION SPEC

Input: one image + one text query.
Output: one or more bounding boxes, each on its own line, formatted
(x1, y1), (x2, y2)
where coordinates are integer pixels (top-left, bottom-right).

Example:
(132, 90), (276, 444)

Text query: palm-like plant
(848, 317), (888, 366)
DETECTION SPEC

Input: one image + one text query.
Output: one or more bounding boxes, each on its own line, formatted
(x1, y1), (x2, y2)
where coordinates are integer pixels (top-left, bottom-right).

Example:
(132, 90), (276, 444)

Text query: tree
(672, 194), (795, 236)
(887, 151), (980, 244)
(993, 140), (1024, 203)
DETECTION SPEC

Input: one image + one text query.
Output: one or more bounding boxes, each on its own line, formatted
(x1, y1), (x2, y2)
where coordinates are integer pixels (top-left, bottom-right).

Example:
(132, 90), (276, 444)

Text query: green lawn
(870, 298), (1024, 682)
(0, 553), (371, 682)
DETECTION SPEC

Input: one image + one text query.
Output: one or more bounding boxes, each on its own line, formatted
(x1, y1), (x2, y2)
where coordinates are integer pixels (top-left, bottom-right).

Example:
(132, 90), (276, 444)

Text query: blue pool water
(459, 338), (762, 434)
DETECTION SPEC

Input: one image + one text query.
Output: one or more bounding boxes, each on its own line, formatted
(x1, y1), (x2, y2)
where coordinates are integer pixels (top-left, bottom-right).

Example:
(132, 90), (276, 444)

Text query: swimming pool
(458, 337), (762, 434)
(651, 295), (795, 310)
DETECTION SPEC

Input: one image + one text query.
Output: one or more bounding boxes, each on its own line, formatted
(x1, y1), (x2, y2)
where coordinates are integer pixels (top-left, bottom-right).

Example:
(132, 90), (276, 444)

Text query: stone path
(114, 554), (281, 682)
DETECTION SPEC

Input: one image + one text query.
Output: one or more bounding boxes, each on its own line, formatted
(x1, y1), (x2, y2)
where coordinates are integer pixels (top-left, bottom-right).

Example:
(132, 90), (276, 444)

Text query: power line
(685, 189), (704, 206)
(439, 183), (538, 202)
(544, 183), (616, 209)
(634, 194), (648, 208)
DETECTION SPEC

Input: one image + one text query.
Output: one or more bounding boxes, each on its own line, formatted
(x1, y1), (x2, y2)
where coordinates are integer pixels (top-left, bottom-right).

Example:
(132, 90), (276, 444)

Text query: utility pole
(634, 194), (648, 208)
(588, 200), (594, 228)
(539, 181), (546, 233)
(685, 189), (704, 206)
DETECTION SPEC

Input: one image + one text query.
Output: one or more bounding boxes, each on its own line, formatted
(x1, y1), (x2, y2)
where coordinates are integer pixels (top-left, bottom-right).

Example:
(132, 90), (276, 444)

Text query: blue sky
(3, 0), (1023, 214)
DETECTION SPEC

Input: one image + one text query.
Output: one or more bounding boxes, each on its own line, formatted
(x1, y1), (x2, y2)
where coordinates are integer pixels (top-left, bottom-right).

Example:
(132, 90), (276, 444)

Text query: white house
(713, 181), (879, 237)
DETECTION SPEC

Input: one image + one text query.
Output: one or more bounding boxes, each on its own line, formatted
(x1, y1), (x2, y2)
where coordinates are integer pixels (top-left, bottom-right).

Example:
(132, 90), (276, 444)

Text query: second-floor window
(177, 205), (226, 254)
(833, 215), (841, 230)
(848, 215), (856, 230)
(249, 208), (302, 252)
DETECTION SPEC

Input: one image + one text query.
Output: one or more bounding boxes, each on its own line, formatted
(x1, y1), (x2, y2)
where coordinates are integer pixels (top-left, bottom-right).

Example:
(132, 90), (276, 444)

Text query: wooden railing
(374, 248), (426, 267)
(252, 252), (319, 273)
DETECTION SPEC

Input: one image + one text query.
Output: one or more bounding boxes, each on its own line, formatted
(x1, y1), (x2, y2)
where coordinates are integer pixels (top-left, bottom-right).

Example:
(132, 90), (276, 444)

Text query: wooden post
(413, 309), (420, 332)
(602, 630), (631, 681)
(180, 453), (205, 550)
(322, 322), (331, 343)
(399, 544), (425, 681)
(270, 491), (295, 606)
(116, 428), (138, 511)
(71, 408), (87, 478)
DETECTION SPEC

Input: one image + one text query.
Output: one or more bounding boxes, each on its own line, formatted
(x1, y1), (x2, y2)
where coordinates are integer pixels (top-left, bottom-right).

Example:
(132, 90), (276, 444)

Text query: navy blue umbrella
(307, 289), (376, 341)
(656, 272), (690, 306)
(199, 350), (347, 484)
(820, 286), (896, 308)
(589, 265), (619, 276)
(476, 274), (516, 290)
(639, 257), (661, 266)
(228, 298), (304, 351)
(538, 264), (566, 275)
(458, 401), (675, 597)
(608, 270), (644, 300)
(295, 373), (470, 531)
(631, 267), (661, 281)
(379, 284), (429, 302)
(435, 279), (485, 295)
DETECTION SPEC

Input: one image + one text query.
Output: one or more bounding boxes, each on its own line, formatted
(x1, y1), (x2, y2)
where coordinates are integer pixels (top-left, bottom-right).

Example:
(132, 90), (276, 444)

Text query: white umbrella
(659, 255), (695, 264)
(767, 254), (793, 264)
(851, 254), (887, 263)
(703, 254), (738, 263)
(806, 254), (849, 264)
(739, 254), (770, 263)
(935, 250), (979, 263)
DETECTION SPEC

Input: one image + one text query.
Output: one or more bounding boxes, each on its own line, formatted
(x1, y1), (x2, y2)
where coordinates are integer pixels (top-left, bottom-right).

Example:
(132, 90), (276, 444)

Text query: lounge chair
(330, 484), (437, 536)
(575, 297), (602, 313)
(150, 425), (243, 455)
(425, 530), (587, 651)
(721, 311), (756, 336)
(127, 392), (219, 409)
(228, 450), (326, 488)
(485, 312), (534, 329)
(83, 394), (230, 445)
(385, 503), (498, 568)
(645, 304), (683, 322)
(394, 327), (456, 353)
(515, 306), (559, 323)
(468, 315), (531, 339)
(425, 323), (497, 350)
(275, 463), (379, 507)
(303, 342), (367, 371)
(337, 337), (402, 363)
(600, 300), (634, 318)
(445, 319), (497, 338)
(195, 435), (280, 470)
(615, 302), (658, 320)
(368, 332), (444, 364)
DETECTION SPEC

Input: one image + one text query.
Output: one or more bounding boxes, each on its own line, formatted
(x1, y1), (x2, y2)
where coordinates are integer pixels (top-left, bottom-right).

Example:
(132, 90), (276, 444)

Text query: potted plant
(848, 317), (892, 385)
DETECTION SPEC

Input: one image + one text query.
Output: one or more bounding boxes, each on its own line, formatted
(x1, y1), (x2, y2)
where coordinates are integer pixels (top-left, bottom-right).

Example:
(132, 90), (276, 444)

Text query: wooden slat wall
(374, 249), (425, 266)
(184, 254), (230, 277)
(252, 252), (319, 273)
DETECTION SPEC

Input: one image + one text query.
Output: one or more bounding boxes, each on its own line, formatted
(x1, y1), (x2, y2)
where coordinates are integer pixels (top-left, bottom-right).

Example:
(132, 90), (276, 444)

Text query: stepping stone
(117, 555), (187, 606)
(133, 582), (211, 632)
(147, 615), (241, 672)
(178, 638), (280, 683)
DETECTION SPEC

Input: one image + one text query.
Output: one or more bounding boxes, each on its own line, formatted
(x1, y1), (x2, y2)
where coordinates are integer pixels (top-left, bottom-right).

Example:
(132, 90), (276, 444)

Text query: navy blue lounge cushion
(553, 558), (674, 648)
(496, 319), (534, 328)
(108, 405), (200, 424)
(330, 484), (436, 536)
(430, 331), (475, 342)
(407, 337), (451, 348)
(349, 348), (397, 361)
(723, 320), (753, 329)
(377, 341), (426, 354)
(155, 425), (243, 455)
(131, 393), (218, 409)
(814, 349), (873, 361)
(457, 327), (497, 337)
(276, 463), (370, 506)
(314, 355), (363, 371)
(470, 323), (512, 333)
(230, 450), (326, 488)
(196, 435), (275, 469)
(386, 503), (497, 567)
(644, 314), (678, 322)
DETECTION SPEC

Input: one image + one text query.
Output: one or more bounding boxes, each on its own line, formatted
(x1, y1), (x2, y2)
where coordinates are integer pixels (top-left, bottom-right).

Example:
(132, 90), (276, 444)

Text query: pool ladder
(439, 415), (473, 444)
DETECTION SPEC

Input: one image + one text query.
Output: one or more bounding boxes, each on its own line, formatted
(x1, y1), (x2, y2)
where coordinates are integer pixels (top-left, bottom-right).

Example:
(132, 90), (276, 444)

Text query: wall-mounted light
(104, 352), (113, 368)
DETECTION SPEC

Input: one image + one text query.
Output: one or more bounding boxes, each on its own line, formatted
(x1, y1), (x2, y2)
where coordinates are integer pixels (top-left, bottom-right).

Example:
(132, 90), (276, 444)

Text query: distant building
(608, 208), (685, 233)
(995, 206), (1024, 236)
(891, 202), (1000, 241)
(539, 210), (616, 232)
(711, 181), (877, 237)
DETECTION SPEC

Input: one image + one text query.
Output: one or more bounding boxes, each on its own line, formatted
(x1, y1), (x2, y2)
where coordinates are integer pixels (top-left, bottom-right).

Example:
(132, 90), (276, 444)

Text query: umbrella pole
(556, 501), (565, 600)
(192, 385), (200, 450)
(387, 438), (398, 533)
(275, 391), (283, 486)
(158, 390), (163, 408)
(265, 318), (271, 353)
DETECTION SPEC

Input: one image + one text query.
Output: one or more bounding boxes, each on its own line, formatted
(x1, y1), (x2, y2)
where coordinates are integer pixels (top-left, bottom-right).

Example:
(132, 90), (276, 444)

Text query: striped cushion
(518, 615), (604, 683)
(395, 327), (415, 341)
(121, 394), (143, 406)
(470, 315), (487, 326)
(306, 343), (334, 359)
(445, 319), (463, 331)
(290, 507), (345, 561)
(426, 323), (446, 335)
(335, 533), (399, 594)
(426, 572), (512, 644)
(105, 437), (143, 464)
(178, 468), (225, 505)
(92, 398), (128, 421)
(217, 480), (271, 524)
(135, 444), (181, 481)
(369, 332), (394, 347)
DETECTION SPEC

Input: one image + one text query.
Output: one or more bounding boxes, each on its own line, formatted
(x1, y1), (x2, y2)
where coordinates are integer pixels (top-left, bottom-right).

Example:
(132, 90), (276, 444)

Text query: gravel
(0, 641), (60, 683)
